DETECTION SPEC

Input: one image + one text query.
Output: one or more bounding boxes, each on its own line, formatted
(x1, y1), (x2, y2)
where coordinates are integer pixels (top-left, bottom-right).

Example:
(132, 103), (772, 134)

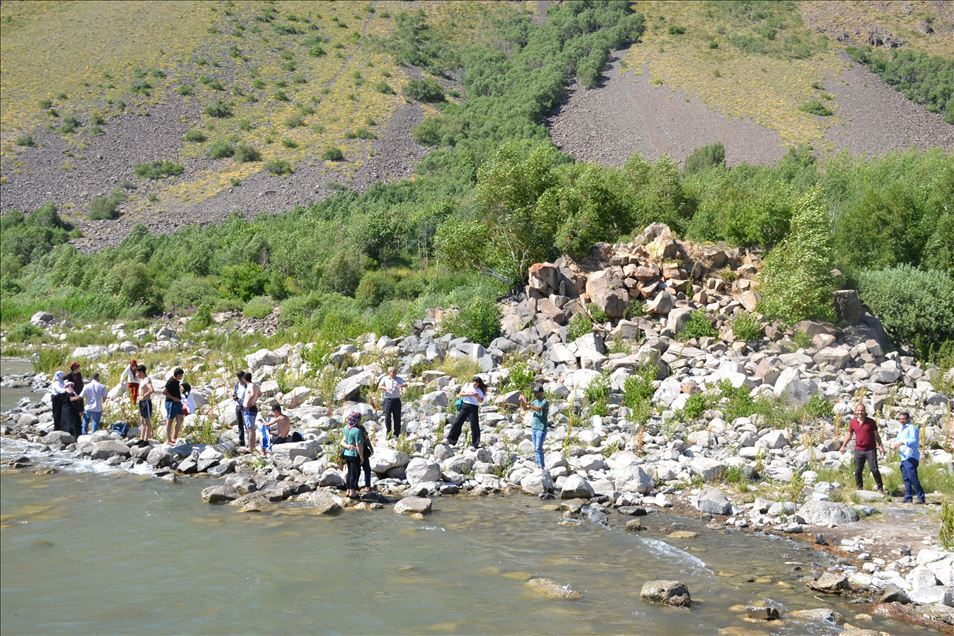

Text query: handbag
(455, 397), (463, 412)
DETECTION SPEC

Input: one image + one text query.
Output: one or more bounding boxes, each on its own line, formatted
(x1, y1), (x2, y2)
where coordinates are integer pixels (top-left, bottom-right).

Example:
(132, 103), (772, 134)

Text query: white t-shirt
(462, 387), (485, 406)
(379, 376), (406, 399)
(121, 367), (139, 384)
(81, 380), (107, 412)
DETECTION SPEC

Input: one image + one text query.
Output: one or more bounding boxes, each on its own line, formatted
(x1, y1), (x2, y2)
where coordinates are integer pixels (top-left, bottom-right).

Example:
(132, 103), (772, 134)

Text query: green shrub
(941, 501), (954, 550)
(345, 127), (376, 140)
(683, 143), (725, 175)
(404, 78), (445, 103)
(220, 263), (267, 301)
(207, 140), (234, 159)
(588, 303), (608, 323)
(799, 100), (833, 116)
(802, 393), (832, 420)
(265, 159), (293, 175)
(15, 134), (34, 147)
(576, 48), (608, 88)
(584, 372), (610, 415)
(60, 115), (81, 133)
(857, 266), (954, 350)
(681, 392), (709, 420)
(677, 310), (717, 340)
(566, 313), (593, 341)
(204, 100), (233, 118)
(134, 160), (184, 179)
(88, 190), (127, 220)
(731, 312), (762, 342)
(321, 147), (344, 162)
(849, 47), (954, 124)
(443, 295), (501, 346)
(504, 360), (537, 396)
(7, 322), (44, 343)
(243, 295), (272, 319)
(668, 25), (686, 35)
(234, 143), (261, 162)
(759, 189), (835, 323)
(183, 129), (207, 142)
(376, 81), (395, 94)
(177, 84), (194, 96)
(284, 112), (305, 127)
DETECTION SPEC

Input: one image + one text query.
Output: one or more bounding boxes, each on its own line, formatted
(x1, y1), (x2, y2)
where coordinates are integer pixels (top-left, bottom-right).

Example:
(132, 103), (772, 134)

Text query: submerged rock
(640, 580), (691, 608)
(526, 577), (582, 600)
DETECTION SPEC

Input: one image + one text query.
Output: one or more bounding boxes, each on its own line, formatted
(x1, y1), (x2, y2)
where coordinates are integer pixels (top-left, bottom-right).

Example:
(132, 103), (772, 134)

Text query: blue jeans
(532, 428), (547, 468)
(900, 458), (925, 502)
(82, 410), (102, 435)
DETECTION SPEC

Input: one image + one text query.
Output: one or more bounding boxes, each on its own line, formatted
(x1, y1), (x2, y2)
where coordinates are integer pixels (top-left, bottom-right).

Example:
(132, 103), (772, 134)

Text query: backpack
(111, 422), (130, 438)
(455, 397), (463, 413)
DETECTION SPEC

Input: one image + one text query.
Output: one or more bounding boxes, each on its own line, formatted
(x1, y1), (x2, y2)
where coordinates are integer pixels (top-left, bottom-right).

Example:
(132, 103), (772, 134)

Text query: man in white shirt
(378, 367), (407, 438)
(80, 372), (108, 434)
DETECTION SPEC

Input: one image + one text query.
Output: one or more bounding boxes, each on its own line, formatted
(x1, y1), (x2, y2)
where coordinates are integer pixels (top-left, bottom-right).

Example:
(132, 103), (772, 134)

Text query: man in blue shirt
(892, 411), (926, 504)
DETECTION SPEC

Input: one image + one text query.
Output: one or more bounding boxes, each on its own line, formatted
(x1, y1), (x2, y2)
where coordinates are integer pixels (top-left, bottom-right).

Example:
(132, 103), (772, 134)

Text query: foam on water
(641, 537), (711, 573)
(1, 436), (157, 477)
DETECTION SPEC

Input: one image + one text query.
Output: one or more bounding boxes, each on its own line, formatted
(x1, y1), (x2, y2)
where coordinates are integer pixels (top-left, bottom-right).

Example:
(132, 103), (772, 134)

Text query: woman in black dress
(60, 380), (84, 438)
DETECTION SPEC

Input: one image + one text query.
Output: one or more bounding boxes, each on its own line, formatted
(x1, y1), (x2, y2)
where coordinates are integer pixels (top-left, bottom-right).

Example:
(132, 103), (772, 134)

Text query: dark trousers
(447, 403), (480, 448)
(853, 449), (883, 490)
(51, 393), (65, 431)
(362, 454), (373, 488)
(383, 398), (402, 437)
(234, 403), (245, 446)
(900, 458), (925, 501)
(345, 455), (361, 491)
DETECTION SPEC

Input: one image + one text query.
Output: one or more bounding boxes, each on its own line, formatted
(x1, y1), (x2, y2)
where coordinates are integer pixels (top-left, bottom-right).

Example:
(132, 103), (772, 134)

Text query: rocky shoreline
(3, 224), (953, 630)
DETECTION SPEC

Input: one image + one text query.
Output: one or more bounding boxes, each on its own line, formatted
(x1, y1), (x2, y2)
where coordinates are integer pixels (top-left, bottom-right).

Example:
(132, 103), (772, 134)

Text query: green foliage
(6, 322), (44, 343)
(404, 78), (445, 103)
(668, 25), (686, 35)
(60, 115), (81, 133)
(243, 295), (272, 319)
(565, 313), (593, 342)
(234, 143), (261, 162)
(208, 140), (234, 159)
(321, 147), (345, 162)
(588, 303), (608, 324)
(183, 129), (207, 142)
(15, 134), (34, 147)
(677, 310), (717, 340)
(857, 266), (954, 351)
(265, 159), (293, 175)
(731, 312), (762, 342)
(683, 143), (725, 175)
(134, 160), (184, 179)
(799, 99), (832, 116)
(584, 372), (610, 416)
(941, 501), (954, 550)
(576, 47), (608, 88)
(681, 392), (709, 421)
(220, 263), (267, 301)
(204, 100), (233, 118)
(0, 203), (72, 274)
(443, 295), (501, 346)
(803, 393), (832, 420)
(849, 47), (954, 123)
(376, 81), (395, 95)
(758, 188), (835, 323)
(715, 0), (826, 60)
(89, 190), (127, 220)
(504, 360), (536, 397)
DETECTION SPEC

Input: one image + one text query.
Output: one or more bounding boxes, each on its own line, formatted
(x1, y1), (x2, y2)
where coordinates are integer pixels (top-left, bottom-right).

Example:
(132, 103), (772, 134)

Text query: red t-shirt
(849, 417), (878, 451)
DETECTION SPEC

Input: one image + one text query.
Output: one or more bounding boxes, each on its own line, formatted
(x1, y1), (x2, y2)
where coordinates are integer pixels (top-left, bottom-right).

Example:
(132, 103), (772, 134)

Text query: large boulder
(808, 573), (849, 594)
(394, 496), (432, 515)
(613, 465), (654, 494)
(44, 431), (75, 447)
(300, 490), (342, 515)
(796, 500), (859, 526)
(560, 474), (595, 500)
(586, 270), (628, 319)
(31, 311), (54, 327)
(201, 485), (239, 504)
(333, 370), (374, 402)
(370, 448), (410, 474)
(640, 580), (691, 608)
(270, 440), (321, 462)
(405, 457), (441, 484)
(774, 367), (817, 406)
(689, 457), (725, 482)
(89, 440), (131, 460)
(246, 348), (283, 371)
(695, 487), (732, 515)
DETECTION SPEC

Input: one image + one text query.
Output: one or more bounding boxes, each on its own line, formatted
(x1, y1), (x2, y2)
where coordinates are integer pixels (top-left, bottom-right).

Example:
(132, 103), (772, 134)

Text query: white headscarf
(51, 371), (66, 395)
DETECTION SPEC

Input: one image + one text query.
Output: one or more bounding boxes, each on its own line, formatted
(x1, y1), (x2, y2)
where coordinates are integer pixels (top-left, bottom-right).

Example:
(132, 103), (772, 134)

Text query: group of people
(50, 360), (927, 504)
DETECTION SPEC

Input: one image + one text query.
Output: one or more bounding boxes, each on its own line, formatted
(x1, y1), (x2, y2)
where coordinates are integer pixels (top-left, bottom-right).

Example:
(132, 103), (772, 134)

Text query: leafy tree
(758, 188), (836, 322)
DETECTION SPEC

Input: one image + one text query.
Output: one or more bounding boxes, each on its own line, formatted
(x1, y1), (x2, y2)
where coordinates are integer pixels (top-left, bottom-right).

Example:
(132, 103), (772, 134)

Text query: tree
(758, 188), (836, 322)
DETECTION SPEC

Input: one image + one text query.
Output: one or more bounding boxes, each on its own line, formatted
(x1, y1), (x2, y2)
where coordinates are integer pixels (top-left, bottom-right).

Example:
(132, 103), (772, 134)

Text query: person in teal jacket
(341, 412), (364, 499)
(892, 411), (925, 504)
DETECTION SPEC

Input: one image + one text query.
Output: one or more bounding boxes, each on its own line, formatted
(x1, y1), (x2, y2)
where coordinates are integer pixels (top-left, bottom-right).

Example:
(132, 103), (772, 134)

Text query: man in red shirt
(839, 403), (885, 492)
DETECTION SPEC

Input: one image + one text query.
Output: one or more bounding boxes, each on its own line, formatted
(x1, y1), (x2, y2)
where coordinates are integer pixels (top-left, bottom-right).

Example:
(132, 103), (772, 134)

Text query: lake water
(0, 358), (44, 411)
(0, 450), (916, 635)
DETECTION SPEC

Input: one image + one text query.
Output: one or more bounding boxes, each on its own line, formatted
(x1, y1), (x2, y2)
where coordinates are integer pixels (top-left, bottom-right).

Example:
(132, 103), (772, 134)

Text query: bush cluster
(134, 160), (183, 179)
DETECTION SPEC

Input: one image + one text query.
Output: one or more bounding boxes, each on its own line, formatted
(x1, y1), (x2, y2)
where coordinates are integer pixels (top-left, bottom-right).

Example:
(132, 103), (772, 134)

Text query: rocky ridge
(2, 223), (953, 626)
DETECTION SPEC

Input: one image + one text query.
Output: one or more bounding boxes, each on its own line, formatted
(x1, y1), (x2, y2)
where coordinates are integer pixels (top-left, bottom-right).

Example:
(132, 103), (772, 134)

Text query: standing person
(122, 359), (140, 406)
(378, 367), (407, 439)
(839, 403), (885, 493)
(163, 368), (185, 445)
(445, 376), (487, 450)
(519, 384), (549, 471)
(242, 372), (260, 453)
(80, 372), (108, 435)
(356, 418), (375, 492)
(232, 371), (247, 447)
(341, 412), (364, 499)
(137, 364), (154, 442)
(65, 362), (84, 413)
(893, 411), (926, 504)
(50, 371), (67, 432)
(61, 380), (84, 438)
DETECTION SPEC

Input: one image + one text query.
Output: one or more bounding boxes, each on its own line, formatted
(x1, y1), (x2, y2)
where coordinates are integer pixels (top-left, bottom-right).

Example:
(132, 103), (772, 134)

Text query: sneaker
(915, 498), (926, 505)
(902, 498), (913, 503)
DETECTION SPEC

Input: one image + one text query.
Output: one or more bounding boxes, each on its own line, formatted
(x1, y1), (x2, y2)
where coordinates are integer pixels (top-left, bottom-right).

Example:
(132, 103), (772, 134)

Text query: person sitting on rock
(839, 403), (885, 493)
(263, 404), (295, 444)
(445, 376), (487, 449)
(892, 411), (926, 504)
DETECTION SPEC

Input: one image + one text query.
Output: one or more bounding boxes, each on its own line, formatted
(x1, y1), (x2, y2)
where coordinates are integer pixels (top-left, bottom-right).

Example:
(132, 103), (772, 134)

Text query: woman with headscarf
(445, 376), (487, 450)
(50, 371), (67, 432)
(341, 412), (364, 499)
(60, 380), (84, 438)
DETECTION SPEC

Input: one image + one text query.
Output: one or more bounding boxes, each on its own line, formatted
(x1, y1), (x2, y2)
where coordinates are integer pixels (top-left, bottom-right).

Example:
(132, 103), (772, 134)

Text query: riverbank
(2, 227), (952, 631)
